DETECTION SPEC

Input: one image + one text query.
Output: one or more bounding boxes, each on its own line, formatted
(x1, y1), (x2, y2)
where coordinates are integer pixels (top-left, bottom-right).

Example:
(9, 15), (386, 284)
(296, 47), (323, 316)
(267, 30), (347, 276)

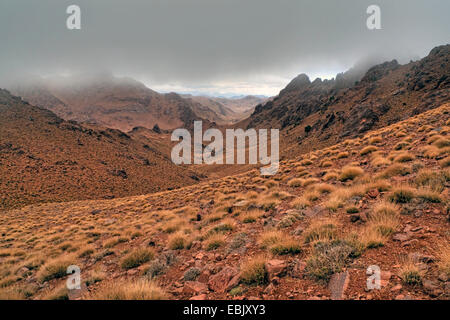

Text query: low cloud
(0, 0), (449, 95)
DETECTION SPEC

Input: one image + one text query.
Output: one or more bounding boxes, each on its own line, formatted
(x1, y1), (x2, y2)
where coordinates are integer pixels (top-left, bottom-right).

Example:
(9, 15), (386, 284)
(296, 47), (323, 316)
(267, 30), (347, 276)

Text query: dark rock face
(280, 73), (311, 94)
(360, 60), (399, 83)
(245, 44), (450, 155)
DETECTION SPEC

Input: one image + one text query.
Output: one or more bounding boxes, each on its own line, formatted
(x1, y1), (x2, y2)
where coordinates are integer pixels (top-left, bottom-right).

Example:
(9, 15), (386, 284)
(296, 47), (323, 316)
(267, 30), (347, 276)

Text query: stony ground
(0, 104), (449, 300)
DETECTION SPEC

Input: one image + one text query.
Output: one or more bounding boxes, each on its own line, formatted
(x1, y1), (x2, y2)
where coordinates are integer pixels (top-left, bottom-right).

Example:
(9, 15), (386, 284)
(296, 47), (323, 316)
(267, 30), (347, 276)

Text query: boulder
(208, 267), (239, 293)
(183, 281), (208, 295)
(393, 233), (411, 242)
(265, 259), (287, 280)
(189, 294), (207, 300)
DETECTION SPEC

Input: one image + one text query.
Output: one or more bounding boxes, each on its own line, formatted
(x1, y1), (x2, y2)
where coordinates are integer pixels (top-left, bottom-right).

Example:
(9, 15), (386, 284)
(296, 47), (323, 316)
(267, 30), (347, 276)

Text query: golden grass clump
(311, 183), (335, 194)
(303, 190), (321, 202)
(415, 188), (442, 203)
(37, 255), (77, 283)
(367, 201), (400, 236)
(368, 136), (382, 145)
(336, 151), (349, 159)
(205, 234), (226, 251)
(287, 178), (303, 187)
(378, 163), (411, 178)
(323, 171), (339, 181)
(121, 248), (154, 270)
(388, 186), (416, 203)
(290, 196), (311, 209)
(360, 146), (378, 156)
(339, 166), (364, 182)
(393, 152), (415, 163)
(321, 160), (333, 168)
(399, 259), (423, 286)
(359, 227), (388, 249)
(0, 286), (26, 300)
(439, 156), (450, 168)
(88, 279), (166, 300)
(415, 169), (447, 192)
(258, 230), (301, 255)
(372, 155), (390, 167)
(303, 219), (338, 244)
(436, 243), (450, 277)
(167, 232), (190, 250)
(239, 209), (264, 223)
(300, 159), (313, 166)
(301, 178), (319, 187)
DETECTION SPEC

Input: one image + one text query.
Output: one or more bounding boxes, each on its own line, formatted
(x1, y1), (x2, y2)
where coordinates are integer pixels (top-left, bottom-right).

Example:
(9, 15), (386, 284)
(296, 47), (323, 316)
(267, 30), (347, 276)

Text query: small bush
(184, 267), (201, 281)
(229, 286), (244, 297)
(305, 240), (355, 282)
(212, 219), (235, 233)
(372, 156), (390, 167)
(240, 255), (267, 285)
(323, 171), (339, 181)
(145, 260), (167, 279)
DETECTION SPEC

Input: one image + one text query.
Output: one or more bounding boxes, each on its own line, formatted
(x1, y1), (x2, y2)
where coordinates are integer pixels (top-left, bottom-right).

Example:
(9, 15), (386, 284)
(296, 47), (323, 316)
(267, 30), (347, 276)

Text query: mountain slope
(1, 103), (448, 300)
(0, 89), (202, 209)
(9, 76), (211, 132)
(243, 44), (449, 157)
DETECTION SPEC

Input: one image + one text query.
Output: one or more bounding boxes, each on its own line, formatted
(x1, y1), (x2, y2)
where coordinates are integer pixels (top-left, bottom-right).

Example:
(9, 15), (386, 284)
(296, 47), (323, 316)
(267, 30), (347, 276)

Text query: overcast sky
(0, 0), (449, 96)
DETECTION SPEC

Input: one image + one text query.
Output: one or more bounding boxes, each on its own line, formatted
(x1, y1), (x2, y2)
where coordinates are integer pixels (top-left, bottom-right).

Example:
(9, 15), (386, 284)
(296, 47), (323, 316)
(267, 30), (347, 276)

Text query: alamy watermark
(367, 5), (382, 30)
(66, 265), (81, 290)
(366, 265), (381, 290)
(65, 4), (380, 31)
(171, 121), (279, 175)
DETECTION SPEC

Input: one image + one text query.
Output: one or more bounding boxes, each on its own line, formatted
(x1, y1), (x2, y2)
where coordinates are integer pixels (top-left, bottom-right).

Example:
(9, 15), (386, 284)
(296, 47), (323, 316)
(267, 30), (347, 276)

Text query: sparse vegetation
(305, 240), (355, 282)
